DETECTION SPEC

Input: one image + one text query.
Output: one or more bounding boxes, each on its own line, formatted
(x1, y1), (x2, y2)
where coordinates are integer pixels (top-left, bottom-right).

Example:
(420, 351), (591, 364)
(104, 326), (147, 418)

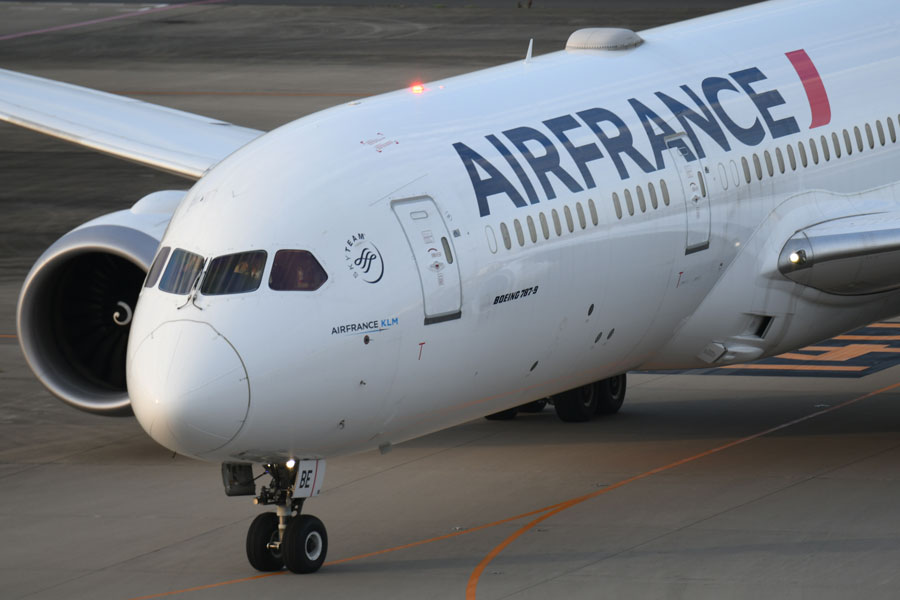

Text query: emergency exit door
(666, 133), (710, 254)
(392, 196), (462, 325)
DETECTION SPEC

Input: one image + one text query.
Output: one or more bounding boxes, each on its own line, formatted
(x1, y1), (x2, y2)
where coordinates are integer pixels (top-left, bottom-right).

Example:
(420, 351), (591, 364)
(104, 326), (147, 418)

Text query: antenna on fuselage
(525, 38), (533, 63)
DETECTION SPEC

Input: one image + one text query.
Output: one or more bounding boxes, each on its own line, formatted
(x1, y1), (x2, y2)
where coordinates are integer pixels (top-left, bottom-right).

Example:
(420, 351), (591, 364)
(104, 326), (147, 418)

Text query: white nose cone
(128, 320), (249, 457)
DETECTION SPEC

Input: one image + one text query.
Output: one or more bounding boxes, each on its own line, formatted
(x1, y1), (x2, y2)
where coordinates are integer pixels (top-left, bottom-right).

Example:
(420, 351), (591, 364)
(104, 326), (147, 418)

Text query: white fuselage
(125, 0), (900, 463)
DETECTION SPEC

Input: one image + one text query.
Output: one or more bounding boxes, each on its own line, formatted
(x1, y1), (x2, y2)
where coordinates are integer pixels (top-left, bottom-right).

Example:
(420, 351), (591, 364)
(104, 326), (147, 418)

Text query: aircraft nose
(128, 320), (249, 457)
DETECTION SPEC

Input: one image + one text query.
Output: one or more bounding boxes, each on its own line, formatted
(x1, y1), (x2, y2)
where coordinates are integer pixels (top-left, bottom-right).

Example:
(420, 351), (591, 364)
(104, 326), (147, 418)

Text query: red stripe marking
(311, 460), (320, 495)
(785, 49), (831, 129)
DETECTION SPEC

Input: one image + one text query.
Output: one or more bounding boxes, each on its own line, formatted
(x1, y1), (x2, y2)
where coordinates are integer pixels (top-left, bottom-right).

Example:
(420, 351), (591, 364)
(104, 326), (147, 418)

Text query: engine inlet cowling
(17, 225), (160, 415)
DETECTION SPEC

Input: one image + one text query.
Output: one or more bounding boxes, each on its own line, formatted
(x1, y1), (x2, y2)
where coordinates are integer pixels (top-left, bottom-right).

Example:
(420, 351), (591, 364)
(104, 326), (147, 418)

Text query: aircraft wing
(0, 68), (263, 179)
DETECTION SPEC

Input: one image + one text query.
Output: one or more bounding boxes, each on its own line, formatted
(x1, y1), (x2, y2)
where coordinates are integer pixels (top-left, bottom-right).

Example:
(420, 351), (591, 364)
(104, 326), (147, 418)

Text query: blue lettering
(628, 98), (693, 169)
(485, 134), (539, 205)
(453, 142), (527, 217)
(655, 85), (731, 158)
(702, 76), (766, 146)
(543, 114), (605, 189)
(730, 67), (800, 140)
(503, 126), (584, 200)
(577, 107), (655, 180)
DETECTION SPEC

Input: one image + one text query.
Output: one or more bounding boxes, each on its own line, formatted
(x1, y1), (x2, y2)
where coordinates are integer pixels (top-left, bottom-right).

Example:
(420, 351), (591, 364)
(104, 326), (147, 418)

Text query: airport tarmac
(2, 1), (900, 599)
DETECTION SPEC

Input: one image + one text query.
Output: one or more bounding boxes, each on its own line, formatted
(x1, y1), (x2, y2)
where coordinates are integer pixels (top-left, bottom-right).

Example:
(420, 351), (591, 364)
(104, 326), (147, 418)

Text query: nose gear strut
(227, 461), (329, 574)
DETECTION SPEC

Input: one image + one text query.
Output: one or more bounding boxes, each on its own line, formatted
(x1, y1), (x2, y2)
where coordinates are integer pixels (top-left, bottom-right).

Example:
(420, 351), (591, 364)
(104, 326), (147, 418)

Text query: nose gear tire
(246, 512), (284, 572)
(282, 514), (328, 574)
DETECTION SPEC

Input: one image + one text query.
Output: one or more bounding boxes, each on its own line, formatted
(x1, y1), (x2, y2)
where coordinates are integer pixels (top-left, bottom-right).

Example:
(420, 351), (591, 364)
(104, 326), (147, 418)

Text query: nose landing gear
(225, 461), (328, 573)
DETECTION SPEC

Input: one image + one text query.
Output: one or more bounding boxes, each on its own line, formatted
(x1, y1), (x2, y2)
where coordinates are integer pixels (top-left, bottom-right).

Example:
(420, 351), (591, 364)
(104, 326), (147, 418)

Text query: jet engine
(17, 190), (186, 415)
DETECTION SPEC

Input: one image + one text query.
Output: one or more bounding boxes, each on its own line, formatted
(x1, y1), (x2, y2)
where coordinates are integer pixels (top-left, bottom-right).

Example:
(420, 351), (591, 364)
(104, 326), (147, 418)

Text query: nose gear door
(391, 196), (462, 325)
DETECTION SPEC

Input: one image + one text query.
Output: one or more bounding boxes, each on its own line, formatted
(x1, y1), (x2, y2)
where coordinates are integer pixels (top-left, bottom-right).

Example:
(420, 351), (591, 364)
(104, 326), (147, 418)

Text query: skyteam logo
(344, 232), (384, 284)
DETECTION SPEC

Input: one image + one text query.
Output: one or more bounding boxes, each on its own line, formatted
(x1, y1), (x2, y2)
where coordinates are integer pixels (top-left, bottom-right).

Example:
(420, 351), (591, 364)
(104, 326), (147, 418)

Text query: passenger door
(666, 133), (711, 254)
(391, 196), (462, 325)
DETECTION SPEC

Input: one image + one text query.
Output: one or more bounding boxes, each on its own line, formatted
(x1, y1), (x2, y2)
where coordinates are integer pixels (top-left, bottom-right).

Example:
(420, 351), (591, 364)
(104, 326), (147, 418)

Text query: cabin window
(552, 209), (563, 236)
(853, 126), (863, 151)
(576, 202), (587, 229)
(753, 154), (763, 180)
(876, 120), (886, 146)
(539, 212), (550, 239)
(865, 123), (874, 149)
(563, 205), (575, 232)
(588, 198), (599, 225)
(635, 186), (646, 212)
(775, 147), (785, 173)
(500, 222), (512, 250)
(698, 172), (707, 197)
(513, 218), (525, 246)
(523, 215), (535, 243)
(647, 182), (658, 209)
(526, 215), (538, 243)
(623, 189), (635, 216)
(808, 138), (818, 164)
(612, 193), (623, 219)
(741, 156), (751, 183)
(269, 250), (327, 291)
(841, 130), (851, 155)
(763, 151), (774, 177)
(787, 144), (797, 170)
(144, 246), (170, 288)
(201, 250), (267, 295)
(888, 117), (897, 143)
(660, 179), (671, 206)
(159, 248), (204, 295)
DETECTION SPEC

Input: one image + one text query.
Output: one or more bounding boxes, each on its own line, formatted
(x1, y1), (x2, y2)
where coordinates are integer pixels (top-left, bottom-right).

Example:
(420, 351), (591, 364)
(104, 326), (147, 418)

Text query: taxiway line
(464, 379), (900, 599)
(126, 379), (900, 600)
(0, 0), (225, 42)
(114, 91), (364, 98)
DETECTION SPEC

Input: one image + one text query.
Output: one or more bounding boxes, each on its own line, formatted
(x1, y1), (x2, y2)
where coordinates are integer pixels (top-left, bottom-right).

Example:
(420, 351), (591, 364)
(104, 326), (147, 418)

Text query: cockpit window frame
(158, 248), (206, 295)
(200, 250), (268, 296)
(268, 249), (328, 292)
(144, 246), (171, 289)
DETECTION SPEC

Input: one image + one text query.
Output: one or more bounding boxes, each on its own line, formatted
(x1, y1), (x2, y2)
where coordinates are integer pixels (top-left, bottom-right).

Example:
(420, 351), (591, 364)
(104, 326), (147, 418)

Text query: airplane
(4, 0), (900, 575)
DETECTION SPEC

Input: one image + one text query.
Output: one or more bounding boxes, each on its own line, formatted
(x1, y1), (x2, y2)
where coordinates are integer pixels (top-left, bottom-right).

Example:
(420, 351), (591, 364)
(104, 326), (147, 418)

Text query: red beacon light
(410, 83), (425, 94)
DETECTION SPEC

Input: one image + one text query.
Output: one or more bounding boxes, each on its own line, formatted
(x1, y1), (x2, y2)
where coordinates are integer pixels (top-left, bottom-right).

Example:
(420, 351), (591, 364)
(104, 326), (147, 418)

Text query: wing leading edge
(0, 69), (263, 179)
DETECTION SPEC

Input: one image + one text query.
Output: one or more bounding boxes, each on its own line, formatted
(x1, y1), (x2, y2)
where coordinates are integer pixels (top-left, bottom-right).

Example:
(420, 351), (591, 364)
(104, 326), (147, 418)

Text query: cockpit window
(200, 251), (267, 295)
(268, 250), (328, 291)
(144, 246), (170, 288)
(159, 248), (205, 295)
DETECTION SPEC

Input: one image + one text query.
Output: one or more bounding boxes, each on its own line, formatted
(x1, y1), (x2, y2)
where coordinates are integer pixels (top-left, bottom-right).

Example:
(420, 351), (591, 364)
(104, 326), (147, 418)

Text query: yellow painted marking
(723, 364), (867, 372)
(778, 344), (900, 362)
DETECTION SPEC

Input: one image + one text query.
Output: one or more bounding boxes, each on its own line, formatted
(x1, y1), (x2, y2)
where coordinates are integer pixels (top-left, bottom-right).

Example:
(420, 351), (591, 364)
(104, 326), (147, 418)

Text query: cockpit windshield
(144, 246), (170, 288)
(158, 248), (205, 295)
(200, 251), (267, 295)
(269, 250), (328, 291)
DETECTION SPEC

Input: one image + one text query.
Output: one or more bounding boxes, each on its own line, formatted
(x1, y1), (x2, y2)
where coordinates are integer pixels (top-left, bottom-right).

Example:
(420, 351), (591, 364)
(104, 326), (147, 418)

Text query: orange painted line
(721, 364), (867, 372)
(465, 380), (900, 599)
(126, 502), (569, 600)
(835, 335), (900, 341)
(114, 90), (364, 98)
(869, 323), (900, 328)
(0, 334), (17, 339)
(324, 502), (566, 566)
(127, 572), (284, 600)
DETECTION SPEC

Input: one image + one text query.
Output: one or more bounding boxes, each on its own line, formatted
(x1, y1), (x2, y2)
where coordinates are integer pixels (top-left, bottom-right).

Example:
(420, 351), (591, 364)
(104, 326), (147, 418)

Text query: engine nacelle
(17, 190), (186, 415)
